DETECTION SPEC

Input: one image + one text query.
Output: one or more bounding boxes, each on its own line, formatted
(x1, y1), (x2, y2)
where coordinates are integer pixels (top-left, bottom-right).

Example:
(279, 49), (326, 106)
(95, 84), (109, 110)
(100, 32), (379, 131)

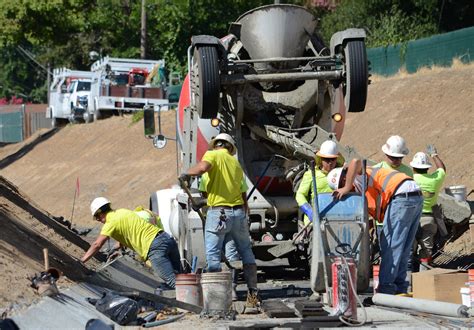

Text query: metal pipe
(232, 56), (333, 63)
(222, 70), (342, 85)
(372, 293), (469, 318)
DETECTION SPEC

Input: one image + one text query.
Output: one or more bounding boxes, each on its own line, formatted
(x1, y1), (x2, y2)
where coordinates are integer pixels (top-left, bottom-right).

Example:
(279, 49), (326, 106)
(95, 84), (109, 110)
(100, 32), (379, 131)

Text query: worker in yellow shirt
(374, 135), (413, 177)
(295, 140), (344, 224)
(180, 132), (260, 309)
(410, 146), (446, 269)
(81, 197), (181, 288)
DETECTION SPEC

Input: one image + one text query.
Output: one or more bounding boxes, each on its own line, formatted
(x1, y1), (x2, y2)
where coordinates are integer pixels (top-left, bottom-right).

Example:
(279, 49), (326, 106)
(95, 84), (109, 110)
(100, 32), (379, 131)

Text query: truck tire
(343, 40), (368, 113)
(83, 108), (93, 123)
(191, 46), (220, 119)
(51, 117), (67, 128)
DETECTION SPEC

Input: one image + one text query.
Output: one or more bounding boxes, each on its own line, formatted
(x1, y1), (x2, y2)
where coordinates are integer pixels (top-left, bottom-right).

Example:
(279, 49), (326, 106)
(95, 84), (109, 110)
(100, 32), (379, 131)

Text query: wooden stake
(43, 248), (49, 271)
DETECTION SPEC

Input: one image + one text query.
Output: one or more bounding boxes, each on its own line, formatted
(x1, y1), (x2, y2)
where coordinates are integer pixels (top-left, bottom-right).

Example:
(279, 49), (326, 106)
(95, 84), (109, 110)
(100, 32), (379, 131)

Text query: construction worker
(81, 197), (181, 288)
(410, 147), (446, 269)
(179, 132), (260, 309)
(330, 159), (423, 295)
(296, 140), (344, 225)
(374, 135), (413, 177)
(199, 173), (242, 301)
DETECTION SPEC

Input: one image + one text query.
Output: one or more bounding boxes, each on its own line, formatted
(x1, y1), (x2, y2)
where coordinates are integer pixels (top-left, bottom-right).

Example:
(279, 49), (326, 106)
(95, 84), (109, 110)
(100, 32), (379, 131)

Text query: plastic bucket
(175, 273), (202, 307)
(445, 185), (467, 202)
(460, 287), (470, 307)
(373, 265), (379, 294)
(201, 271), (232, 312)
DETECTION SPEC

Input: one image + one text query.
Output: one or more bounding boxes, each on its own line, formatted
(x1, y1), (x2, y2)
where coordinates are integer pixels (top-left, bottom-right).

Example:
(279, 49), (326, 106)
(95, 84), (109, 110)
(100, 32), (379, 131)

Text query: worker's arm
(186, 160), (212, 176)
(431, 155), (446, 172)
(333, 158), (362, 200)
(81, 234), (109, 263)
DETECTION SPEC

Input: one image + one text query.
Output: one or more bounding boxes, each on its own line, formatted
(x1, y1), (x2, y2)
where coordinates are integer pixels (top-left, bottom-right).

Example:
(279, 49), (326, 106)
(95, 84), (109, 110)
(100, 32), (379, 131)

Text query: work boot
(243, 264), (261, 309)
(231, 269), (239, 301)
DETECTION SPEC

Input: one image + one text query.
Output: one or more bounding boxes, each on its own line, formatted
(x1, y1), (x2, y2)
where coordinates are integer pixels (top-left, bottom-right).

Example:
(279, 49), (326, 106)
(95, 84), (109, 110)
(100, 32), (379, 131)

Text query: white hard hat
(381, 135), (409, 157)
(90, 197), (111, 216)
(410, 152), (432, 169)
(316, 140), (339, 158)
(327, 167), (345, 190)
(209, 133), (237, 155)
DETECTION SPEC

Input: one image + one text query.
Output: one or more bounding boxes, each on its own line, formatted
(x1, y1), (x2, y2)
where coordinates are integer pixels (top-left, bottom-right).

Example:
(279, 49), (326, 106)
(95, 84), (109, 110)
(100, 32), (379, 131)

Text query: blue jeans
(224, 239), (240, 262)
(205, 207), (255, 272)
(378, 194), (423, 294)
(147, 232), (181, 288)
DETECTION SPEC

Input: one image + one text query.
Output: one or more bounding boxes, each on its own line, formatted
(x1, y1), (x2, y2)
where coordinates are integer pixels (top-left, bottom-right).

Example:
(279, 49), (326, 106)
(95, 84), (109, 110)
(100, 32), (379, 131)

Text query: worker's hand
(178, 173), (191, 186)
(332, 186), (351, 200)
(299, 203), (313, 222)
(426, 144), (438, 157)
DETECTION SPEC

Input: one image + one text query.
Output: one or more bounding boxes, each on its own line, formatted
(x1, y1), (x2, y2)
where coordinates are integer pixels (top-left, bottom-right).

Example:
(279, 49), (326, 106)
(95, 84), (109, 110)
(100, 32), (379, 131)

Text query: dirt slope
(341, 63), (474, 190)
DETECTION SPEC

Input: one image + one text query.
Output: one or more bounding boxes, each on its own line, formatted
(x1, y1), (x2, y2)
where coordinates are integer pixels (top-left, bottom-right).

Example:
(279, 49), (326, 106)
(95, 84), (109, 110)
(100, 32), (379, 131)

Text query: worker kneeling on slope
(81, 197), (182, 288)
(330, 158), (423, 295)
(296, 139), (344, 225)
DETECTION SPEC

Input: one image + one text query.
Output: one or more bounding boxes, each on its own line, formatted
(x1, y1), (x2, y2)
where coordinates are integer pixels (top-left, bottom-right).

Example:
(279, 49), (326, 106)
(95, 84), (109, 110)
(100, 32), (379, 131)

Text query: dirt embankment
(0, 63), (472, 313)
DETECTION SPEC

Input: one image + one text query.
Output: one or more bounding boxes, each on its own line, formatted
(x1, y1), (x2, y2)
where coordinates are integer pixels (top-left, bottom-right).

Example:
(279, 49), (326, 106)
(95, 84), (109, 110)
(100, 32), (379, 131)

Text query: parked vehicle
(46, 68), (93, 127)
(86, 57), (170, 122)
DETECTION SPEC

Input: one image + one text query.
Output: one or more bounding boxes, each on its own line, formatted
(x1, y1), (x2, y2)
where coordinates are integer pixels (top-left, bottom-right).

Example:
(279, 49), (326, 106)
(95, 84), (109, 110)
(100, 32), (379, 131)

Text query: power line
(16, 46), (52, 75)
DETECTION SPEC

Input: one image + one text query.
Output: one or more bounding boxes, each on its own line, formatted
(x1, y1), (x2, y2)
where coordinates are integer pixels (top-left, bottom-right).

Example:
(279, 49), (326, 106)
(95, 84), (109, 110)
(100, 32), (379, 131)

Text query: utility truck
(85, 56), (170, 122)
(145, 4), (371, 292)
(46, 68), (93, 127)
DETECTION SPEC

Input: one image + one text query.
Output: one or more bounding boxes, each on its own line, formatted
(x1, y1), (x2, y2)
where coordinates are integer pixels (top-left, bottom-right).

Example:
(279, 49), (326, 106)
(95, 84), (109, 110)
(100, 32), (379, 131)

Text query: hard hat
(410, 152), (432, 169)
(327, 167), (345, 190)
(90, 197), (111, 216)
(381, 135), (409, 157)
(209, 133), (237, 155)
(316, 140), (339, 158)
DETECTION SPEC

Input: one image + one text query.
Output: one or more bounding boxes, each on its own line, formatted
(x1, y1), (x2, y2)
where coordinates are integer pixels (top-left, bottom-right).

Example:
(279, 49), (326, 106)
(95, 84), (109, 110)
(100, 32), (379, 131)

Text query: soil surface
(0, 63), (473, 315)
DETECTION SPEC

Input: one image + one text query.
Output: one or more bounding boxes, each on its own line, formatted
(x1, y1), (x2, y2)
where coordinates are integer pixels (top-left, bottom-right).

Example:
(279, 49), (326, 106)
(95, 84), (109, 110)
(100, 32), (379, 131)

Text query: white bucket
(445, 185), (467, 202)
(201, 271), (232, 312)
(460, 287), (470, 307)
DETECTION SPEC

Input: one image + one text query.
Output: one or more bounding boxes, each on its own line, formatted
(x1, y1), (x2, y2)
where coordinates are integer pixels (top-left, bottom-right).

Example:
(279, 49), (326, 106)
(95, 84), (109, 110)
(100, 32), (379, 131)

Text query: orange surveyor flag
(76, 177), (80, 198)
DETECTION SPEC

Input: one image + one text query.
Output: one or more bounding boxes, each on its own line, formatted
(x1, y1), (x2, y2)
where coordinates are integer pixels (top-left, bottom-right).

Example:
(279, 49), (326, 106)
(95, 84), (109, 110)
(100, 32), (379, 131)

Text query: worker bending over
(410, 146), (446, 269)
(180, 132), (260, 309)
(296, 140), (344, 224)
(330, 158), (423, 295)
(81, 197), (181, 288)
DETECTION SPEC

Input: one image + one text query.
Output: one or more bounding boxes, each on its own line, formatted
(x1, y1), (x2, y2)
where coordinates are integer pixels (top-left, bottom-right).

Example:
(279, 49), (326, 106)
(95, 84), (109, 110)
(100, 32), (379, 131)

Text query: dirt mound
(1, 112), (177, 228)
(341, 62), (474, 191)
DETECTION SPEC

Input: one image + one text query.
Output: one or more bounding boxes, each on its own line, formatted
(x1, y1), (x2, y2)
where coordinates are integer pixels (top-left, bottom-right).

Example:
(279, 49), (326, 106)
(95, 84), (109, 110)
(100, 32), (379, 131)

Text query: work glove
(426, 144), (438, 157)
(178, 173), (191, 185)
(299, 203), (313, 222)
(216, 209), (227, 231)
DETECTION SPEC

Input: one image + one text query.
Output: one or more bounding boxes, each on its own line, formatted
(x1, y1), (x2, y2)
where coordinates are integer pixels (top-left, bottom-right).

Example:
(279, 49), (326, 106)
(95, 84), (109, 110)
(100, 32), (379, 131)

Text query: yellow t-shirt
(414, 168), (446, 213)
(134, 206), (164, 231)
(201, 149), (247, 206)
(100, 208), (159, 260)
(374, 161), (413, 178)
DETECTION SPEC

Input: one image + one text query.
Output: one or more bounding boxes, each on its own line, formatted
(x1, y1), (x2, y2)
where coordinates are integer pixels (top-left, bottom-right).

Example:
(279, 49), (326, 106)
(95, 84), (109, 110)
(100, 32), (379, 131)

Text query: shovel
(178, 177), (206, 225)
(268, 222), (313, 258)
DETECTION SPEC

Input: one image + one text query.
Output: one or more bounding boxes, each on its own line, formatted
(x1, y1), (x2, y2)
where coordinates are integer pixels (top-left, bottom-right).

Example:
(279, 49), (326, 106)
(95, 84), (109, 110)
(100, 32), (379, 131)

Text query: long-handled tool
(178, 177), (206, 224)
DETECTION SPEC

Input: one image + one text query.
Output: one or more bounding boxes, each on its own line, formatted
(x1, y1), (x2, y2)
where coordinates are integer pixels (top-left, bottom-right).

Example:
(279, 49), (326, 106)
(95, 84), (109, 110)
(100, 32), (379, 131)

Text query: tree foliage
(0, 0), (471, 103)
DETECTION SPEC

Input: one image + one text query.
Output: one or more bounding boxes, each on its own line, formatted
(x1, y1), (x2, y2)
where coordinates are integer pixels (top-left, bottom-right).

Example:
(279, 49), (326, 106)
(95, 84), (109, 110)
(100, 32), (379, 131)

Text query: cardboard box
(412, 268), (468, 304)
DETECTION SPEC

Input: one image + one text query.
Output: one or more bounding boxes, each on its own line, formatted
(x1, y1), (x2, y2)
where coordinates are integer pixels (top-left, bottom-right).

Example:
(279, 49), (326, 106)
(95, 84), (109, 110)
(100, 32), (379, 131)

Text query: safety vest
(366, 167), (411, 222)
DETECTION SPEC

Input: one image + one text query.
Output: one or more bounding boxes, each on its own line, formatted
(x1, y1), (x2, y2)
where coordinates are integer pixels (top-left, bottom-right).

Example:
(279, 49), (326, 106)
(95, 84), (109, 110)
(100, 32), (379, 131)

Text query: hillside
(1, 63), (473, 230)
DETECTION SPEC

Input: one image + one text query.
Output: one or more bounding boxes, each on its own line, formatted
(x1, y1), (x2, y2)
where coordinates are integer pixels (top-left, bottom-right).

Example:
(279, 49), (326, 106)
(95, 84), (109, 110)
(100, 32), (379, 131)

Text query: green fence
(367, 26), (474, 76)
(0, 111), (23, 143)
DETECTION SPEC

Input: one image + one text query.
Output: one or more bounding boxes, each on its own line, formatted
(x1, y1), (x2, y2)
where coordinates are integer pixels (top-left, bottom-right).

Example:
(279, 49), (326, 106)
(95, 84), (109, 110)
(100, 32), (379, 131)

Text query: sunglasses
(387, 155), (403, 160)
(321, 157), (337, 162)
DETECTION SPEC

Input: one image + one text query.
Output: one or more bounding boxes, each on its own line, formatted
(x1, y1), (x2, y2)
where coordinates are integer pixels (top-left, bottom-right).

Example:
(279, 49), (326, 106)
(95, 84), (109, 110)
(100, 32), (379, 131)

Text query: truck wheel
(191, 46), (220, 119)
(51, 117), (66, 128)
(94, 109), (103, 121)
(83, 110), (93, 123)
(343, 40), (368, 113)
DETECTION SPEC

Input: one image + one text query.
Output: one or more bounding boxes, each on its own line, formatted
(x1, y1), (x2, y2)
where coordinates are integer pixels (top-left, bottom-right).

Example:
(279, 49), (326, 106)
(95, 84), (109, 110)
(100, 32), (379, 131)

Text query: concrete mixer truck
(145, 4), (370, 291)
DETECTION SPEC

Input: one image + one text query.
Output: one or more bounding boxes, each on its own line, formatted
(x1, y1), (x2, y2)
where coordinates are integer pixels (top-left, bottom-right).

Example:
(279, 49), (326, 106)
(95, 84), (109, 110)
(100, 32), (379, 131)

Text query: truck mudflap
(310, 192), (370, 293)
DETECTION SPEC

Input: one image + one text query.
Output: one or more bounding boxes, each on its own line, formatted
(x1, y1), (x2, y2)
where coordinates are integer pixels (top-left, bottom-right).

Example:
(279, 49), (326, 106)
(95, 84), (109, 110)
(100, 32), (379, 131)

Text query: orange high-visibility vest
(365, 167), (411, 222)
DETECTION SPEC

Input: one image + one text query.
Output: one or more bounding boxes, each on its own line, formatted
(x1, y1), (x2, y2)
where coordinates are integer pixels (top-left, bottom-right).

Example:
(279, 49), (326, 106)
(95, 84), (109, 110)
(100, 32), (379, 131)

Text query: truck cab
(67, 79), (91, 122)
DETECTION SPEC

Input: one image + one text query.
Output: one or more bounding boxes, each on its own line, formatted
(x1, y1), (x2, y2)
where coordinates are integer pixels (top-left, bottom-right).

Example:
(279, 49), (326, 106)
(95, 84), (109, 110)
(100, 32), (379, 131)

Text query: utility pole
(141, 0), (147, 59)
(46, 63), (51, 104)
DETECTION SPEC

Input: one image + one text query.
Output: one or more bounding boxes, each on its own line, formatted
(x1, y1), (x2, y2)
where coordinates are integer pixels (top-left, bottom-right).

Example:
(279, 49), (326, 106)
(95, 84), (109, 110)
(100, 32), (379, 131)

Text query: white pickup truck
(46, 68), (93, 127)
